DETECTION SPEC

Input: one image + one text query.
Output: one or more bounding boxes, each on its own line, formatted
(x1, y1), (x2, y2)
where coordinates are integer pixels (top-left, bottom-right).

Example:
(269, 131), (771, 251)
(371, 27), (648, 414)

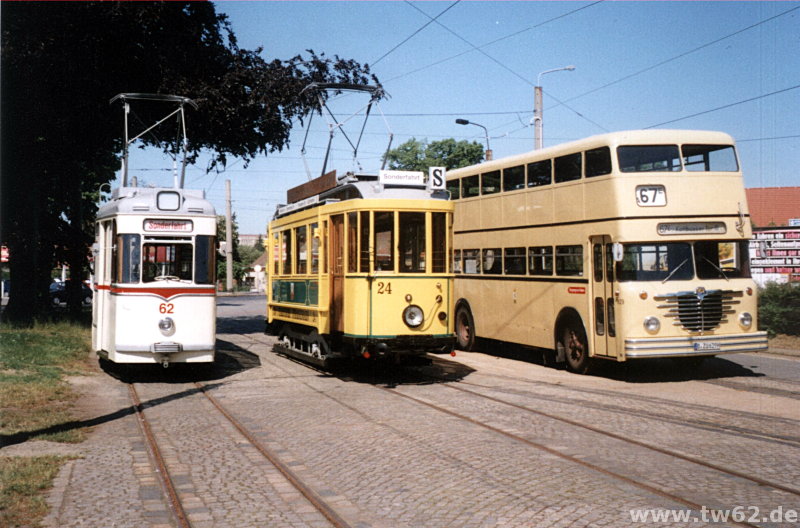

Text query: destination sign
(143, 219), (193, 232)
(379, 170), (426, 187)
(657, 222), (726, 235)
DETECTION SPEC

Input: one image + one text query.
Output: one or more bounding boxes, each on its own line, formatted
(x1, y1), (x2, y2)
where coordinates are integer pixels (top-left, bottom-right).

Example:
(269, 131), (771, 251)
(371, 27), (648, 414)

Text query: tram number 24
(377, 282), (392, 295)
(159, 303), (175, 314)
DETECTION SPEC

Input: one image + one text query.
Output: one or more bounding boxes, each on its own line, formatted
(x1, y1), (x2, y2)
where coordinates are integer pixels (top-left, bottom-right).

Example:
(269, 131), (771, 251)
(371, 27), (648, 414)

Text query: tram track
(126, 378), (355, 528)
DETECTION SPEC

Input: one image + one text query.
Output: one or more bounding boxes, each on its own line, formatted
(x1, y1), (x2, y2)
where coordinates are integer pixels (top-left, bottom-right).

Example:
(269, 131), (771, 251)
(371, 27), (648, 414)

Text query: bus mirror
(218, 241), (228, 257)
(612, 243), (624, 262)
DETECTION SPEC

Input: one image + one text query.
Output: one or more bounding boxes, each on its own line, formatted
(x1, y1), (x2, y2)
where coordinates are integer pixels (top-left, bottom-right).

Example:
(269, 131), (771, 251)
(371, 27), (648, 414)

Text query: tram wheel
(561, 323), (591, 374)
(455, 304), (476, 351)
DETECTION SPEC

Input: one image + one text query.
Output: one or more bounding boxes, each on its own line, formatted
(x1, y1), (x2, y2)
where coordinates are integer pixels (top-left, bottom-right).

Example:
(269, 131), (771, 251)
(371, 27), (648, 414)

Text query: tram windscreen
(399, 212), (425, 273)
(143, 242), (193, 282)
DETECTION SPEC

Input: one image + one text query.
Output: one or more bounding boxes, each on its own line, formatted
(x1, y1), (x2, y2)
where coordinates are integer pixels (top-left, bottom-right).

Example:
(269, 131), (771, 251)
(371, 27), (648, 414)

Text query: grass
(0, 321), (93, 528)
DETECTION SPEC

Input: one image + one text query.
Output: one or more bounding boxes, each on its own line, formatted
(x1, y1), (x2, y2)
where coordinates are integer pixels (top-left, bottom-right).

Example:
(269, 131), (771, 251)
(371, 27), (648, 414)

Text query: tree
(383, 138), (484, 172)
(1, 2), (381, 323)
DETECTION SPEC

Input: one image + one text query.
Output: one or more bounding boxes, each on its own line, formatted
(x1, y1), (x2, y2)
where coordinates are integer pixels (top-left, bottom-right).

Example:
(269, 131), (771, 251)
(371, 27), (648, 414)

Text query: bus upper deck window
(447, 179), (461, 200)
(618, 145), (681, 172)
(585, 147), (611, 178)
(555, 153), (582, 183)
(481, 170), (500, 195)
(462, 175), (480, 198)
(682, 145), (738, 172)
(503, 165), (525, 192)
(527, 160), (552, 187)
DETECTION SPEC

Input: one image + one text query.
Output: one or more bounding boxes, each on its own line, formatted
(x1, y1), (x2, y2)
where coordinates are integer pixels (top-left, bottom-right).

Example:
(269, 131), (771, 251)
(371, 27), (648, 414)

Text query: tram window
(374, 212), (394, 271)
(618, 145), (681, 172)
(360, 211), (370, 272)
(432, 212), (447, 273)
(195, 235), (216, 285)
(585, 147), (612, 178)
(282, 230), (292, 275)
(555, 153), (582, 183)
(503, 165), (525, 192)
(504, 247), (526, 275)
(555, 245), (583, 276)
(453, 250), (462, 274)
(272, 232), (280, 275)
(447, 178), (461, 200)
(463, 249), (480, 274)
(142, 243), (192, 282)
(481, 170), (501, 195)
(399, 212), (426, 273)
(116, 234), (140, 283)
(296, 226), (308, 275)
(528, 246), (553, 275)
(462, 175), (480, 198)
(310, 223), (320, 274)
(483, 248), (502, 275)
(527, 159), (552, 188)
(347, 212), (358, 273)
(682, 145), (738, 172)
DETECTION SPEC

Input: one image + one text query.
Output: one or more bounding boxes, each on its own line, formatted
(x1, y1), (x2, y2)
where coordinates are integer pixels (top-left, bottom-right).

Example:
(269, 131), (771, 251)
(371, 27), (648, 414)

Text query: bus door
(330, 215), (345, 333)
(590, 235), (618, 358)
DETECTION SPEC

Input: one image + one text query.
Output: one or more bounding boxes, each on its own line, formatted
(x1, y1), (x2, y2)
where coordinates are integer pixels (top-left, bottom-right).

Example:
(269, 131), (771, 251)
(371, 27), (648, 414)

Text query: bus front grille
(655, 289), (741, 333)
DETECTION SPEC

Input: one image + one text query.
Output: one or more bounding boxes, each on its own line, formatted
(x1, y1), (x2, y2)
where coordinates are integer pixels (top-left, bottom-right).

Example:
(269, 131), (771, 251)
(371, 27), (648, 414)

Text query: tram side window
(503, 165), (525, 192)
(115, 234), (140, 283)
(281, 230), (292, 275)
(143, 243), (192, 282)
(618, 145), (681, 172)
(481, 170), (501, 195)
(432, 212), (447, 273)
(463, 249), (480, 274)
(447, 179), (461, 200)
(399, 212), (426, 273)
(272, 232), (280, 275)
(556, 245), (583, 276)
(483, 248), (502, 275)
(374, 212), (394, 271)
(453, 250), (462, 274)
(555, 153), (582, 183)
(194, 235), (216, 285)
(527, 160), (552, 188)
(310, 223), (320, 274)
(347, 212), (358, 273)
(360, 211), (370, 273)
(528, 246), (553, 275)
(504, 247), (526, 275)
(462, 175), (480, 198)
(296, 226), (308, 275)
(585, 147), (612, 178)
(682, 145), (738, 172)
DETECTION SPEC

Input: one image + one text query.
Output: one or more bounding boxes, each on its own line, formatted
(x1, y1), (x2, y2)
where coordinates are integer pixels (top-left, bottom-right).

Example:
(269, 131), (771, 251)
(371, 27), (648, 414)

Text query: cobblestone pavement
(13, 295), (799, 527)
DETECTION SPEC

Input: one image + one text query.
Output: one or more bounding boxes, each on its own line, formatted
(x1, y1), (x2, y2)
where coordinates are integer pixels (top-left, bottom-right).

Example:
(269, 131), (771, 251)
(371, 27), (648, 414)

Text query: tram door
(330, 215), (345, 333)
(590, 235), (618, 358)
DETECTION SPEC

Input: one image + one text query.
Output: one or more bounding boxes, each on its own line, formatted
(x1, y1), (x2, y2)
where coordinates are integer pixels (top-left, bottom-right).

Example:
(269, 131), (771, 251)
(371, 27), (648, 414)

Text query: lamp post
(534, 65), (575, 150)
(456, 118), (492, 161)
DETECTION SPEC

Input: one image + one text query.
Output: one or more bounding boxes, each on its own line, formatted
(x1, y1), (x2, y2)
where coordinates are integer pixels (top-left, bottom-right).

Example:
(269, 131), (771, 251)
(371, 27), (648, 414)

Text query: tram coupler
(160, 357), (170, 368)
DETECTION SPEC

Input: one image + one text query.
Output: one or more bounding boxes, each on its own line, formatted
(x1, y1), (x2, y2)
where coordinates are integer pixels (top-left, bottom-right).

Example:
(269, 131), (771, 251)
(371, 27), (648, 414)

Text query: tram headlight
(159, 317), (176, 336)
(403, 305), (424, 328)
(739, 312), (753, 329)
(643, 316), (660, 334)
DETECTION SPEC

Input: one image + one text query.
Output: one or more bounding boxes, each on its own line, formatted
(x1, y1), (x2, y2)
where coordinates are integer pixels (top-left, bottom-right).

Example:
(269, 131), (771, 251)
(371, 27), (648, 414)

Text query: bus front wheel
(455, 304), (476, 351)
(560, 323), (591, 374)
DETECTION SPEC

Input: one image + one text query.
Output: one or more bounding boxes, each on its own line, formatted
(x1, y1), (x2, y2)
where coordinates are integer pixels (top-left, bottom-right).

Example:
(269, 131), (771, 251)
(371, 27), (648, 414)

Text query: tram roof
(97, 186), (216, 219)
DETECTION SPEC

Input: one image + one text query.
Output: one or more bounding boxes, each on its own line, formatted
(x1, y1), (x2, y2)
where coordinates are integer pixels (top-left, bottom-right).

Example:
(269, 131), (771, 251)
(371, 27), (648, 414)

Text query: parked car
(50, 280), (93, 306)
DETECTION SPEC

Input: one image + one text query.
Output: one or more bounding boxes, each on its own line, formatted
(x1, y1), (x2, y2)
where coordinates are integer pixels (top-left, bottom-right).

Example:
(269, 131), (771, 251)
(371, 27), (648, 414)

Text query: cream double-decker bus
(447, 129), (768, 374)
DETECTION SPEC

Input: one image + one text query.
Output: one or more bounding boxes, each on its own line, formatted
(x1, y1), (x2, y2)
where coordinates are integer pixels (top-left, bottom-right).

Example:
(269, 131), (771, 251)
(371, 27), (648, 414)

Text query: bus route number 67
(159, 303), (175, 314)
(636, 185), (666, 207)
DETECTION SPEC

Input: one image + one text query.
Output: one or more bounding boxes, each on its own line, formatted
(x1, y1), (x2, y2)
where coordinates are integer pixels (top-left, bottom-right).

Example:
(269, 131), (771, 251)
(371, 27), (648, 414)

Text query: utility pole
(225, 179), (233, 292)
(534, 65), (576, 150)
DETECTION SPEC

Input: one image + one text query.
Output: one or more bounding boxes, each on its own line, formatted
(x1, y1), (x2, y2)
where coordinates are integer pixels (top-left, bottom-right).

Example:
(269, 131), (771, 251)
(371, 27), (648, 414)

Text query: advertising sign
(749, 228), (800, 285)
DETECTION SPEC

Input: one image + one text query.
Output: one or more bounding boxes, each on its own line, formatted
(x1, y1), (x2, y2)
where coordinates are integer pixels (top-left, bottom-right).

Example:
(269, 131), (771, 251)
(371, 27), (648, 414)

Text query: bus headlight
(643, 316), (660, 334)
(739, 312), (753, 329)
(159, 317), (175, 336)
(403, 305), (424, 328)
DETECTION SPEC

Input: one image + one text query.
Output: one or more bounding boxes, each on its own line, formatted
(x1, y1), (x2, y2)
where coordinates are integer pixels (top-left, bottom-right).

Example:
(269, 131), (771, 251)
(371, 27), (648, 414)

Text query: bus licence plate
(694, 342), (721, 352)
(636, 185), (666, 207)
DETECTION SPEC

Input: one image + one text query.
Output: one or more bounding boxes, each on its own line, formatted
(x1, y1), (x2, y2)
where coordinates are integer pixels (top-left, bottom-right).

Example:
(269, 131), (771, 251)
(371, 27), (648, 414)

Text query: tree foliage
(1, 1), (380, 323)
(758, 282), (800, 336)
(383, 138), (485, 172)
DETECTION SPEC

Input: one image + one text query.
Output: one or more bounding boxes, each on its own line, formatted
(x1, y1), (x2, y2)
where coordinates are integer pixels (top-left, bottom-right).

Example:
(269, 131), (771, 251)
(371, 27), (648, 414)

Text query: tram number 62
(377, 282), (392, 295)
(159, 303), (175, 314)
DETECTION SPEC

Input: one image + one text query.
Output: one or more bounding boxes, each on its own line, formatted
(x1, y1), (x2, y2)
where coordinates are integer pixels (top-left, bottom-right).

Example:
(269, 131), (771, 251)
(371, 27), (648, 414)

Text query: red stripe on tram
(96, 284), (215, 300)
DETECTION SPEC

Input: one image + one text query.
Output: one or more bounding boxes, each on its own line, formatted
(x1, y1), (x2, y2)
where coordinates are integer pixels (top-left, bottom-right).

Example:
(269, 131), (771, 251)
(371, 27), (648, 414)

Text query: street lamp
(534, 65), (575, 150)
(456, 118), (492, 161)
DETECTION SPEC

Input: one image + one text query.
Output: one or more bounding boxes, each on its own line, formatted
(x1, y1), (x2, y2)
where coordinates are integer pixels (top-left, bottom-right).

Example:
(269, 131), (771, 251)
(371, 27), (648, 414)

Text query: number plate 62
(636, 185), (666, 207)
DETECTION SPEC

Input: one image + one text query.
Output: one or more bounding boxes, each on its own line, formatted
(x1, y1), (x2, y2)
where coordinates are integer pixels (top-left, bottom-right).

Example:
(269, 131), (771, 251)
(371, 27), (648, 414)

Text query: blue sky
(118, 1), (800, 235)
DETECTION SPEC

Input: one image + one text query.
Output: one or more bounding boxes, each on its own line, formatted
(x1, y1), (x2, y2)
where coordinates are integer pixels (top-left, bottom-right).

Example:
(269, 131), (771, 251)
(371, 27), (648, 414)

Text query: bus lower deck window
(556, 245), (583, 276)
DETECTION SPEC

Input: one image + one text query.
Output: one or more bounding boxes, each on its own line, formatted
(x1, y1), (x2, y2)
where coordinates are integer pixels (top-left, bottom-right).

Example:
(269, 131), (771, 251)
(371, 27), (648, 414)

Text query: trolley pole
(225, 179), (233, 292)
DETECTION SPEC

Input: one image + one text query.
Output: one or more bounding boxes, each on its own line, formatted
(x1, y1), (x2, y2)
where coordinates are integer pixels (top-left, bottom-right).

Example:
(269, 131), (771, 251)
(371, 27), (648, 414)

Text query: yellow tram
(267, 169), (455, 365)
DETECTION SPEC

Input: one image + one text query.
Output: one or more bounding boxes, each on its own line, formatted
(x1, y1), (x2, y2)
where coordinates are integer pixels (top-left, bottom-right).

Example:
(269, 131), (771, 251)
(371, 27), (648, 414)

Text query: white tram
(92, 94), (217, 367)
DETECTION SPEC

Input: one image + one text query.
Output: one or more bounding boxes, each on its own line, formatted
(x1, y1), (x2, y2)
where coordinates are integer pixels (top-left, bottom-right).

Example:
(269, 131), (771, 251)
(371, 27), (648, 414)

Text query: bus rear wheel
(560, 323), (591, 374)
(455, 304), (476, 351)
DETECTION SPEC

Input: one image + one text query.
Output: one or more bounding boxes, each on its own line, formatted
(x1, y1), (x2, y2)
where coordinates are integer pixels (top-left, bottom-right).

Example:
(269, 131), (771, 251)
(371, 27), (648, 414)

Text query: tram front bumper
(345, 334), (455, 356)
(624, 331), (768, 359)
